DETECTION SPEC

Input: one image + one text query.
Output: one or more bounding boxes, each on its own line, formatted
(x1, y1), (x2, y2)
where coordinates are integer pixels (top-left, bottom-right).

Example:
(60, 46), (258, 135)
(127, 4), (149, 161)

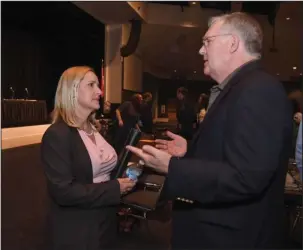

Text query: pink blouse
(78, 129), (117, 183)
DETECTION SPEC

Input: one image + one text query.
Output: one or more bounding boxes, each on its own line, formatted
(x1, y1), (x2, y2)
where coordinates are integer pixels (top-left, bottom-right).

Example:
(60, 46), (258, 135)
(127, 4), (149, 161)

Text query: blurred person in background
(140, 92), (153, 134)
(114, 93), (142, 155)
(196, 93), (209, 124)
(176, 87), (197, 140)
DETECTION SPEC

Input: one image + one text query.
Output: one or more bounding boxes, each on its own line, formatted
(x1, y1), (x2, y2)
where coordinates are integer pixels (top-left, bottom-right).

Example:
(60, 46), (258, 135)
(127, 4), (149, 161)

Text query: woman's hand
(117, 178), (136, 194)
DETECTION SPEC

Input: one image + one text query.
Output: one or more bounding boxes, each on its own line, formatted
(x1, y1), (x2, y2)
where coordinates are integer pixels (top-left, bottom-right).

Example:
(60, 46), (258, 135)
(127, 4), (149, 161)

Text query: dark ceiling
(1, 2), (104, 41)
(148, 1), (280, 19)
(148, 1), (190, 7)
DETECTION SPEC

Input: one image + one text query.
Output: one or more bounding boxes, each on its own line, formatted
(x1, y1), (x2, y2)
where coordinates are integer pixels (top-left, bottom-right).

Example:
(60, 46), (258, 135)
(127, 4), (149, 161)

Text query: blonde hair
(52, 66), (96, 127)
(209, 12), (263, 58)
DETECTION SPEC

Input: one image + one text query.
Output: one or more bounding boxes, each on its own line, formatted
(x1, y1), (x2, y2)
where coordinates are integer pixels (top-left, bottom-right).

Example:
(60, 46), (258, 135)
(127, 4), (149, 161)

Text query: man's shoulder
(240, 68), (284, 94)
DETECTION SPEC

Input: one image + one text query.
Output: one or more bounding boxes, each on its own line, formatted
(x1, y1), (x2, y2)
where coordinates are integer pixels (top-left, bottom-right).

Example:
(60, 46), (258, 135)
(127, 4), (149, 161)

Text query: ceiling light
(276, 73), (280, 76)
(286, 17), (290, 20)
(174, 69), (177, 72)
(181, 22), (197, 28)
(293, 66), (297, 70)
(194, 70), (197, 74)
(300, 73), (302, 76)
(192, 2), (196, 5)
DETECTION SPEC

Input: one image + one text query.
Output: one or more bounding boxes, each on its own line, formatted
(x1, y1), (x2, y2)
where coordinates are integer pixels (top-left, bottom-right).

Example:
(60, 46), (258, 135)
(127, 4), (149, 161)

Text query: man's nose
(199, 45), (205, 56)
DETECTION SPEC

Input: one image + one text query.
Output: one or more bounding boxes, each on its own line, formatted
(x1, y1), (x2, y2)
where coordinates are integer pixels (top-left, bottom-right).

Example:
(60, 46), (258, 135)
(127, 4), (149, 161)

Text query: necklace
(80, 122), (94, 136)
(84, 130), (94, 136)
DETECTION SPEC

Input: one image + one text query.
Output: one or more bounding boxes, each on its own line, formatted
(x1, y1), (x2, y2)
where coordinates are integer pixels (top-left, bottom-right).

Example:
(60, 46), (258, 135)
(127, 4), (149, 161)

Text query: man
(140, 92), (153, 134)
(176, 87), (196, 140)
(127, 12), (293, 248)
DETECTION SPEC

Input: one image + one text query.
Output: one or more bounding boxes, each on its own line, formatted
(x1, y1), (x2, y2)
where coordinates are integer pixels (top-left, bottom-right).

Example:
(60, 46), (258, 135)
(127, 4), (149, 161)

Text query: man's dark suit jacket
(41, 121), (121, 250)
(165, 60), (293, 249)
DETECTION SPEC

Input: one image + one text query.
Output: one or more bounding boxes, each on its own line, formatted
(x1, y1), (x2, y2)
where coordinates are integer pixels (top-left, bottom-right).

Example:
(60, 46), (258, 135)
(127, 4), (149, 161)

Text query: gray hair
(208, 12), (263, 58)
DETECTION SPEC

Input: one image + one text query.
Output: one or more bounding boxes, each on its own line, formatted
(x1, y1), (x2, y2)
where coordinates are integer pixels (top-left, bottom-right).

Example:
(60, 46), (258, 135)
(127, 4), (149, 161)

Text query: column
(104, 24), (123, 103)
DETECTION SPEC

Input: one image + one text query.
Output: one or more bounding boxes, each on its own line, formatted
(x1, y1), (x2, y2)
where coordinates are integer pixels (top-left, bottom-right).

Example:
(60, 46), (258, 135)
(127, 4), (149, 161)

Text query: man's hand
(155, 131), (187, 157)
(126, 145), (172, 174)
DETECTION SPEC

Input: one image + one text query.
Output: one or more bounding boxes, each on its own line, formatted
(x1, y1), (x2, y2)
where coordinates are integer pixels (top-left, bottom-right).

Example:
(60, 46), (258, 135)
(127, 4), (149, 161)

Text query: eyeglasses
(202, 34), (232, 47)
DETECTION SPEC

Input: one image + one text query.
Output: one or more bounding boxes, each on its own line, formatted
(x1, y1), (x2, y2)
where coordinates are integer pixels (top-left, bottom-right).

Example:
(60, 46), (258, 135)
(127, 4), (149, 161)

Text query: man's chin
(203, 68), (210, 76)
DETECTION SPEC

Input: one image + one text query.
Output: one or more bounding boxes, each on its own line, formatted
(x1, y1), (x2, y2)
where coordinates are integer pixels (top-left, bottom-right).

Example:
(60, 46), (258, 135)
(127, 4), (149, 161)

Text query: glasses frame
(202, 33), (233, 47)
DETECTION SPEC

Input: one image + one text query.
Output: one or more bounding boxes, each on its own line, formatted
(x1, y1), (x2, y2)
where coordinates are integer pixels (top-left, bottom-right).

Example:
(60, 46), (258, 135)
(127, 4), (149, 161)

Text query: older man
(128, 12), (293, 249)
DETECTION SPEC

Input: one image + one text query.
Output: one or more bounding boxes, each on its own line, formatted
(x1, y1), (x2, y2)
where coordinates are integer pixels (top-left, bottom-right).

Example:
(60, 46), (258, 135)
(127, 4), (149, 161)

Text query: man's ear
(230, 34), (240, 53)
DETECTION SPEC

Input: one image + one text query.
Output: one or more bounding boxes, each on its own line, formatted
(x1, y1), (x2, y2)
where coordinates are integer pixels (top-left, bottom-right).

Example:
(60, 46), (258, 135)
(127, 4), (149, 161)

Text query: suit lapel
(70, 127), (94, 183)
(188, 60), (262, 150)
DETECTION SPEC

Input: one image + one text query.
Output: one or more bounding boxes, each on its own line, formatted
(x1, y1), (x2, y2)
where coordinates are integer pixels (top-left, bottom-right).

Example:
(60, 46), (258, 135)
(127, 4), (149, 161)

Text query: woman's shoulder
(42, 121), (72, 142)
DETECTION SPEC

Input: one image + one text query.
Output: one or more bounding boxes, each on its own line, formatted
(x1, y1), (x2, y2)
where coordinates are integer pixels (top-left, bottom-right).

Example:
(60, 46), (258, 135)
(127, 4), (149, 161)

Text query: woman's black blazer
(41, 121), (121, 250)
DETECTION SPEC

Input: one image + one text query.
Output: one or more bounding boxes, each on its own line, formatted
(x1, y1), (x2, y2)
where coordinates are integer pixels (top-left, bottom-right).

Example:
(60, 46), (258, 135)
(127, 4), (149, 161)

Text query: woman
(114, 93), (142, 155)
(41, 66), (136, 250)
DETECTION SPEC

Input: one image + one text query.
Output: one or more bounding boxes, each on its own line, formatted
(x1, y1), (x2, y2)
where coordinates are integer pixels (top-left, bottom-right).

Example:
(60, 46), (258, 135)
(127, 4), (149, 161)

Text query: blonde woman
(41, 66), (136, 250)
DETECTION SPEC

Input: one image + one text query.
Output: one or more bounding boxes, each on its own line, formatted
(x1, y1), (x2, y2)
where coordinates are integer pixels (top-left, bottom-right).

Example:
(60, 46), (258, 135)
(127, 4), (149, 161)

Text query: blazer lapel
(70, 127), (94, 183)
(188, 60), (262, 150)
(204, 60), (262, 122)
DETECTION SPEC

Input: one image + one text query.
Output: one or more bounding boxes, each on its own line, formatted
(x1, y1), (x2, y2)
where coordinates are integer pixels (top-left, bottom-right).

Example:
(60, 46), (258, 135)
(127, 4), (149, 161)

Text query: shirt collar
(211, 59), (259, 92)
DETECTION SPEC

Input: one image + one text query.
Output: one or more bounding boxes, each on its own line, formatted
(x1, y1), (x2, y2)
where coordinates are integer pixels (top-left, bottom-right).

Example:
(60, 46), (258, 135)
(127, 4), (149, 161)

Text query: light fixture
(192, 2), (196, 4)
(293, 66), (297, 70)
(194, 70), (197, 74)
(286, 17), (290, 20)
(300, 73), (302, 76)
(174, 69), (177, 72)
(276, 73), (280, 76)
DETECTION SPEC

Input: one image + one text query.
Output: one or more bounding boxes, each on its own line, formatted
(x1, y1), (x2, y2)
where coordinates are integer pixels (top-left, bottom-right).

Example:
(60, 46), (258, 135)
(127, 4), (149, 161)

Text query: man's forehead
(203, 20), (222, 38)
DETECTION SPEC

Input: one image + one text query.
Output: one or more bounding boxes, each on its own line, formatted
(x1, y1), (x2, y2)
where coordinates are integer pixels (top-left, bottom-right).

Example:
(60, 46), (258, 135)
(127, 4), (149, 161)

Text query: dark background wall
(142, 72), (215, 118)
(2, 2), (301, 117)
(1, 2), (105, 114)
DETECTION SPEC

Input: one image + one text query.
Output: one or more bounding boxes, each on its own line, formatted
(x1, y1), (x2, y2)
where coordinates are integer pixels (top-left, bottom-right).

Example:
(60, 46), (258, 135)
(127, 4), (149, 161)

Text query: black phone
(113, 128), (141, 178)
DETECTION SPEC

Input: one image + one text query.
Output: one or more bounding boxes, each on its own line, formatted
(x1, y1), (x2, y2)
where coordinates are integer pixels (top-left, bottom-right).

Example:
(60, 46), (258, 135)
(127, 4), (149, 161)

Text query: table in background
(1, 99), (48, 127)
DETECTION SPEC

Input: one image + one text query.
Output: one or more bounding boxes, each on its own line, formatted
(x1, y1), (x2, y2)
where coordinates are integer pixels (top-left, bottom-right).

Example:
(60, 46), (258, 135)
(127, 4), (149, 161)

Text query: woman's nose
(95, 86), (102, 96)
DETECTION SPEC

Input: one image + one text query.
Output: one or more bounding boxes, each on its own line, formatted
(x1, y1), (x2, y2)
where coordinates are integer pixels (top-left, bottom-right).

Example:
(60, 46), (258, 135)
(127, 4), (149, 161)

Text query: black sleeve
(41, 127), (121, 209)
(118, 101), (131, 114)
(165, 81), (291, 204)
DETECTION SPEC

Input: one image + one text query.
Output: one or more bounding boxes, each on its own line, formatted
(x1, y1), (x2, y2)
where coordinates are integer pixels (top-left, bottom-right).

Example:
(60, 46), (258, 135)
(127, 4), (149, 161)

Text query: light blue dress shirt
(295, 120), (302, 180)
